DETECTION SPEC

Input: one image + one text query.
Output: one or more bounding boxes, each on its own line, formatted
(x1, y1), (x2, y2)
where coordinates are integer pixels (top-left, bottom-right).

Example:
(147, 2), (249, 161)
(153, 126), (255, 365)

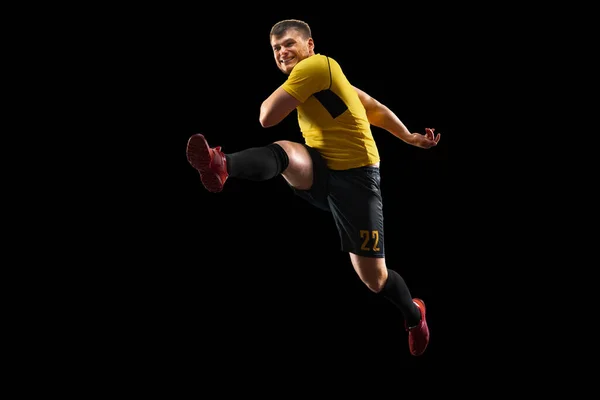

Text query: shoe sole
(186, 134), (224, 193)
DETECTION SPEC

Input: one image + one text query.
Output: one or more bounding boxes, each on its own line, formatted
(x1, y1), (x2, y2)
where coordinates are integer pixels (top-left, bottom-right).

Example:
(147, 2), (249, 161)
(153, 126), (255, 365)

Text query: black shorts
(290, 144), (385, 258)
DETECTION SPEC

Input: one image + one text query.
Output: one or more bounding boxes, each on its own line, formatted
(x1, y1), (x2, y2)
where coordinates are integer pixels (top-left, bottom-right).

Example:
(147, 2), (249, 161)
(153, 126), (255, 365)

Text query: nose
(278, 48), (289, 59)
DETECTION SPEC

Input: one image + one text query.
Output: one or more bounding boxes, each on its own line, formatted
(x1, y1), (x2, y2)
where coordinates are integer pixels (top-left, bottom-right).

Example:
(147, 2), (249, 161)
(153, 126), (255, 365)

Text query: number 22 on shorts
(360, 230), (380, 252)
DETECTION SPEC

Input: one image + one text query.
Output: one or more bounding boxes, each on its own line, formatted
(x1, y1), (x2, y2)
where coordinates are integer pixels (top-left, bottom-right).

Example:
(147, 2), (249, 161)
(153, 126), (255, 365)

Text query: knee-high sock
(225, 143), (289, 181)
(379, 269), (421, 327)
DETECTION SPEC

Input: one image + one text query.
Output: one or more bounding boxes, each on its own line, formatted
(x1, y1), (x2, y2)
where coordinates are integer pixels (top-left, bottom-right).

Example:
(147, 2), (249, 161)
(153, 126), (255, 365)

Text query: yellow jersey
(281, 54), (380, 170)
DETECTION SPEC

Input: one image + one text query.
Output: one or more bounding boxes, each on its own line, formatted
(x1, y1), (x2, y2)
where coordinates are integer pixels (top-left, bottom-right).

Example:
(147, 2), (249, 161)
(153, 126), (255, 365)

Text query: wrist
(404, 132), (416, 144)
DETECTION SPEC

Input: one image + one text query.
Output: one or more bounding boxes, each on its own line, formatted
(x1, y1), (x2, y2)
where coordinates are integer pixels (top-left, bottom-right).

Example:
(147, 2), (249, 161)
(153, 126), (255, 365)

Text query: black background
(89, 8), (459, 378)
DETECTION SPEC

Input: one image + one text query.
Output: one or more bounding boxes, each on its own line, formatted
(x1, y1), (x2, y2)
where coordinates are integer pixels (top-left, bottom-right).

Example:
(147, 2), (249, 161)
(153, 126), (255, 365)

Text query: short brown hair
(270, 19), (311, 40)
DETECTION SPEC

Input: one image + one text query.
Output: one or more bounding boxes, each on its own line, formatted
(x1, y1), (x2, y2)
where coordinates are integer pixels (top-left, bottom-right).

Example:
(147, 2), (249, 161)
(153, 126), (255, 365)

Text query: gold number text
(360, 230), (380, 251)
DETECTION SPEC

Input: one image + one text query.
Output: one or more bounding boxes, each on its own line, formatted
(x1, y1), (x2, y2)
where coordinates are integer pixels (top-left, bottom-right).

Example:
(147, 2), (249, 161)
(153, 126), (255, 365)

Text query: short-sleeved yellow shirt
(281, 54), (380, 170)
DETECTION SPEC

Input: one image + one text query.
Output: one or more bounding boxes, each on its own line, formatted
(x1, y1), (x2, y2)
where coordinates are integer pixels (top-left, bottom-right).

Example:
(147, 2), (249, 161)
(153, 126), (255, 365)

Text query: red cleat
(405, 298), (430, 356)
(186, 134), (229, 193)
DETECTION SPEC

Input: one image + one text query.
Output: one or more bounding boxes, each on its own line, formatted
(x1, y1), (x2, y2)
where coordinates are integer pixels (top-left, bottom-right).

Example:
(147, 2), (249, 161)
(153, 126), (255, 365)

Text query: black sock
(379, 269), (421, 327)
(225, 143), (289, 181)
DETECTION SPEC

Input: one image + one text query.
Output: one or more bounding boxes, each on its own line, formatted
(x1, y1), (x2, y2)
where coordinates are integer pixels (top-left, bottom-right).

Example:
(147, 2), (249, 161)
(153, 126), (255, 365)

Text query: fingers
(425, 128), (434, 140)
(425, 128), (441, 145)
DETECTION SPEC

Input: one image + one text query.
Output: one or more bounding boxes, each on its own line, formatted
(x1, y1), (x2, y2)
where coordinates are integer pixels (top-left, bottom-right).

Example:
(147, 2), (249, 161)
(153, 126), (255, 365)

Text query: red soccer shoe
(186, 134), (229, 193)
(406, 298), (430, 356)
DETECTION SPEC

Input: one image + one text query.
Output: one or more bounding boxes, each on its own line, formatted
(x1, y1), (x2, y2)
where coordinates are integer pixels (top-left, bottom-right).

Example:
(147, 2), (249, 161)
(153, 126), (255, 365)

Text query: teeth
(281, 58), (293, 63)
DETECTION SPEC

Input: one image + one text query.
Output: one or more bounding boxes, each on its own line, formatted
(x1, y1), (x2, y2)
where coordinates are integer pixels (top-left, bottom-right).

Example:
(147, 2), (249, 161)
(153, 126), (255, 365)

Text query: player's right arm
(259, 87), (302, 128)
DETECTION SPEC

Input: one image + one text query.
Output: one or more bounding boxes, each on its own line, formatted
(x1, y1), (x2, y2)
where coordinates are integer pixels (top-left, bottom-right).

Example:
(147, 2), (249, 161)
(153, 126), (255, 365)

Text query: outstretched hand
(412, 128), (441, 149)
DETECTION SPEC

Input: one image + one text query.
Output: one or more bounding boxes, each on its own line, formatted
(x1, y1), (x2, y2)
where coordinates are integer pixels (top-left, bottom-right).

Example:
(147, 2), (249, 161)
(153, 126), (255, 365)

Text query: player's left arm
(259, 87), (301, 128)
(353, 85), (440, 149)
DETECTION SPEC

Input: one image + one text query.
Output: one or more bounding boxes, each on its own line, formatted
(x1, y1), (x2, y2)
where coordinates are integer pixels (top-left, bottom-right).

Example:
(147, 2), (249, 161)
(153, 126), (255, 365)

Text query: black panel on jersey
(313, 56), (348, 119)
(314, 90), (348, 119)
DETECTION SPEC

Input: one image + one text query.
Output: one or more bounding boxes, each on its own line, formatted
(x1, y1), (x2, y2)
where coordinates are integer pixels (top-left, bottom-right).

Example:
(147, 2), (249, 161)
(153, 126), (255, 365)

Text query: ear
(307, 37), (315, 52)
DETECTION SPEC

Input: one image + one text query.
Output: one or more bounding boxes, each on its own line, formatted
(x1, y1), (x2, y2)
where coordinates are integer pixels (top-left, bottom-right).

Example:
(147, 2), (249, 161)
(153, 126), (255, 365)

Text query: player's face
(270, 29), (314, 75)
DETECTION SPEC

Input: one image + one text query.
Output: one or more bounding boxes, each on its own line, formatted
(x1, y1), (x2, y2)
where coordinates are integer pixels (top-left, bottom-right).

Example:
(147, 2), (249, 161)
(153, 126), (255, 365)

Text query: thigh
(328, 167), (384, 257)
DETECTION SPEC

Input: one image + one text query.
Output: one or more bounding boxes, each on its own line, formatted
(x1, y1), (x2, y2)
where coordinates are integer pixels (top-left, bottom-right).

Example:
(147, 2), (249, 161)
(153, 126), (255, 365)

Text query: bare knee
(363, 272), (388, 293)
(273, 140), (313, 190)
(349, 253), (388, 293)
(273, 140), (293, 149)
(273, 140), (300, 164)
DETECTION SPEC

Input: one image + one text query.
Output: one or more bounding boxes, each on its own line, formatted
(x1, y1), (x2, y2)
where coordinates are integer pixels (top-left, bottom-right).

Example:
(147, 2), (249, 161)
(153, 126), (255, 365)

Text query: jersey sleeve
(281, 55), (330, 103)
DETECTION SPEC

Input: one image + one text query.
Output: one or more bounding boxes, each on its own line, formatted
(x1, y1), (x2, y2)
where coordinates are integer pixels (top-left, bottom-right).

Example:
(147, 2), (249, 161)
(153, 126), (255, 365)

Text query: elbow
(259, 108), (277, 128)
(259, 115), (273, 128)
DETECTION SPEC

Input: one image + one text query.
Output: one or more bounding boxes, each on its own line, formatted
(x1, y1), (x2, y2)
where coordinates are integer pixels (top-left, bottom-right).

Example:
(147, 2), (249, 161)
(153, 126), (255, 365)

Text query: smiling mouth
(281, 57), (294, 65)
